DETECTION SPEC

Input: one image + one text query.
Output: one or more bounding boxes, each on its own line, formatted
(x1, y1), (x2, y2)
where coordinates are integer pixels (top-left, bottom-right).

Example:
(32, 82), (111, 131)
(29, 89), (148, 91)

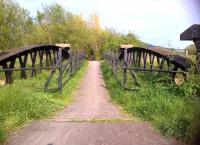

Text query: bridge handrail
(0, 44), (70, 64)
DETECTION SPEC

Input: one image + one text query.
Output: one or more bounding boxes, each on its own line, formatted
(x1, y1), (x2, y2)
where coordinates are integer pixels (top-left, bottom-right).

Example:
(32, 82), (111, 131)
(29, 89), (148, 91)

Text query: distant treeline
(0, 0), (144, 59)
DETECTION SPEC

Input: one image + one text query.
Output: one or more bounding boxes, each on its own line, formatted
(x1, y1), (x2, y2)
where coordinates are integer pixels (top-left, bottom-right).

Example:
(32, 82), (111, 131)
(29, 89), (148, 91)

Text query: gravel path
(7, 61), (183, 145)
(55, 61), (125, 121)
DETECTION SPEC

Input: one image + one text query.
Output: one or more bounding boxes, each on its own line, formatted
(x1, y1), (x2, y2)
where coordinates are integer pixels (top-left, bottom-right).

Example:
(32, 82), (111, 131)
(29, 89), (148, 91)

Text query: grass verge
(0, 62), (88, 143)
(101, 61), (200, 145)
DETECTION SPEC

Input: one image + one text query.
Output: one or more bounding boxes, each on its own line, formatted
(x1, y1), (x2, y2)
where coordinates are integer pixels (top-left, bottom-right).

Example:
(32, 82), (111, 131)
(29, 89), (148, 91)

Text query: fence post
(76, 51), (78, 70)
(2, 58), (16, 84)
(123, 49), (128, 89)
(194, 40), (200, 73)
(111, 50), (114, 72)
(114, 51), (118, 74)
(58, 48), (63, 93)
(112, 50), (115, 74)
(70, 52), (73, 76)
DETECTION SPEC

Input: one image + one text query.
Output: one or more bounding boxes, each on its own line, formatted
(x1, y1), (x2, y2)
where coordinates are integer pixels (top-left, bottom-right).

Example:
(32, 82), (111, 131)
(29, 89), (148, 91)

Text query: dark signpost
(180, 24), (200, 73)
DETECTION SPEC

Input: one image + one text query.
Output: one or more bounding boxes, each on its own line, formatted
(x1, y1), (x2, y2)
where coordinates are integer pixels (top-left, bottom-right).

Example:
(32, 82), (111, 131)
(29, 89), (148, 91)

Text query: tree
(0, 2), (144, 60)
(0, 0), (33, 50)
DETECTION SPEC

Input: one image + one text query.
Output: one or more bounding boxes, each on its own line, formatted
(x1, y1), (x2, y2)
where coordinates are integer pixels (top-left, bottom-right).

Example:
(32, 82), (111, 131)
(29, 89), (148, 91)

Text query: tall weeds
(101, 61), (200, 145)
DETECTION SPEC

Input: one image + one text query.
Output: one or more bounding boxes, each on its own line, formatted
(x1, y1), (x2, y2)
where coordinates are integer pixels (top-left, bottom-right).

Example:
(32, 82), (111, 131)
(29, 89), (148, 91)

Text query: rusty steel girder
(0, 44), (70, 84)
(119, 47), (191, 72)
(104, 46), (191, 89)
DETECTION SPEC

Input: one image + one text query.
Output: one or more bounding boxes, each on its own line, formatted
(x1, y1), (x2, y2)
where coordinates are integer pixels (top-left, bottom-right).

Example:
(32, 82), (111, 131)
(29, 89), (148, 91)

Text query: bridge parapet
(104, 46), (191, 89)
(0, 44), (85, 92)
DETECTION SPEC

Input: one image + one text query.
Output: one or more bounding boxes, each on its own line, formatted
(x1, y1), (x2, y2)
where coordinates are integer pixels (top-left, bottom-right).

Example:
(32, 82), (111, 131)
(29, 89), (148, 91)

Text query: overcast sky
(17, 0), (200, 49)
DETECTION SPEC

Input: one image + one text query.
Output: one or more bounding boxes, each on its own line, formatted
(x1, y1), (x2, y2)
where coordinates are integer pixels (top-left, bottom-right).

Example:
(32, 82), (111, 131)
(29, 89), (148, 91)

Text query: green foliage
(101, 61), (200, 145)
(0, 62), (88, 143)
(0, 0), (33, 50)
(0, 1), (143, 60)
(100, 29), (144, 54)
(185, 44), (197, 55)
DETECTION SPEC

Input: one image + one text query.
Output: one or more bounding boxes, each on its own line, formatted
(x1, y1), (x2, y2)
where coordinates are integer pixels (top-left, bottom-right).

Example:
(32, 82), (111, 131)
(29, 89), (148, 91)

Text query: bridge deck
(7, 61), (182, 145)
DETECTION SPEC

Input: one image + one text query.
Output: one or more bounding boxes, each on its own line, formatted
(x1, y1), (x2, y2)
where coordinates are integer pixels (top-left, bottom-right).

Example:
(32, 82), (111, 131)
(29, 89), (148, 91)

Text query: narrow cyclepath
(55, 61), (125, 121)
(7, 61), (183, 145)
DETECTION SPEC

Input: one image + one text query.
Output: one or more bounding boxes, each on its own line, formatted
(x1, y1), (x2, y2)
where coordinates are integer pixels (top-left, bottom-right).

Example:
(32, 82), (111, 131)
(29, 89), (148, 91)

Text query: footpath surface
(7, 61), (182, 145)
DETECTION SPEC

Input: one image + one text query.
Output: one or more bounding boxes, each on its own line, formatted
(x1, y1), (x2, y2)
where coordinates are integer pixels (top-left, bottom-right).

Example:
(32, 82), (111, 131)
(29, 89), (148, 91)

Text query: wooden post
(150, 54), (155, 71)
(111, 50), (114, 72)
(58, 48), (63, 93)
(143, 52), (147, 70)
(49, 49), (52, 66)
(70, 52), (73, 76)
(39, 49), (44, 72)
(53, 49), (57, 65)
(2, 58), (16, 84)
(30, 51), (37, 77)
(123, 49), (128, 89)
(45, 49), (49, 69)
(19, 54), (28, 79)
(180, 24), (200, 73)
(113, 50), (117, 74)
(194, 40), (200, 73)
(75, 51), (78, 71)
(76, 51), (78, 70)
(138, 51), (141, 67)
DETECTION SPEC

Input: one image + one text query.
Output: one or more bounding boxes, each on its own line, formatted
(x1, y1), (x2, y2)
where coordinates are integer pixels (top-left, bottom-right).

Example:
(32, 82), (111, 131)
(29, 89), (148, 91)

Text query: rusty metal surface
(0, 44), (74, 84)
(0, 44), (70, 63)
(171, 55), (191, 70)
(146, 47), (191, 70)
(122, 47), (191, 71)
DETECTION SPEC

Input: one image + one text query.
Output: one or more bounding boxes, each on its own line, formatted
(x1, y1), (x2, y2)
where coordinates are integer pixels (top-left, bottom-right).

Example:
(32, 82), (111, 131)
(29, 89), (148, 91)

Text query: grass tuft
(101, 61), (200, 145)
(0, 62), (88, 143)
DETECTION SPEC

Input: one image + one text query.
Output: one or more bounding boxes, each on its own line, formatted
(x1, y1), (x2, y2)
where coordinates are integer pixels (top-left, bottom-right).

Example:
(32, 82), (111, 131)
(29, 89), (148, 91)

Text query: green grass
(101, 61), (200, 145)
(0, 62), (88, 143)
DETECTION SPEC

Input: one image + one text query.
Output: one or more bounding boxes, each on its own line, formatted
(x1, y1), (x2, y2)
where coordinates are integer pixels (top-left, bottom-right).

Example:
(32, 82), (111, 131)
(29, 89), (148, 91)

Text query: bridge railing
(104, 47), (190, 90)
(0, 45), (85, 93)
(44, 49), (85, 93)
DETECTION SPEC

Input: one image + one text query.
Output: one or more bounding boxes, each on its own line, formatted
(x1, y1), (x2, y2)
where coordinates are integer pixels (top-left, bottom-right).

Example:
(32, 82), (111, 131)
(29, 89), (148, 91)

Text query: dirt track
(7, 61), (183, 145)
